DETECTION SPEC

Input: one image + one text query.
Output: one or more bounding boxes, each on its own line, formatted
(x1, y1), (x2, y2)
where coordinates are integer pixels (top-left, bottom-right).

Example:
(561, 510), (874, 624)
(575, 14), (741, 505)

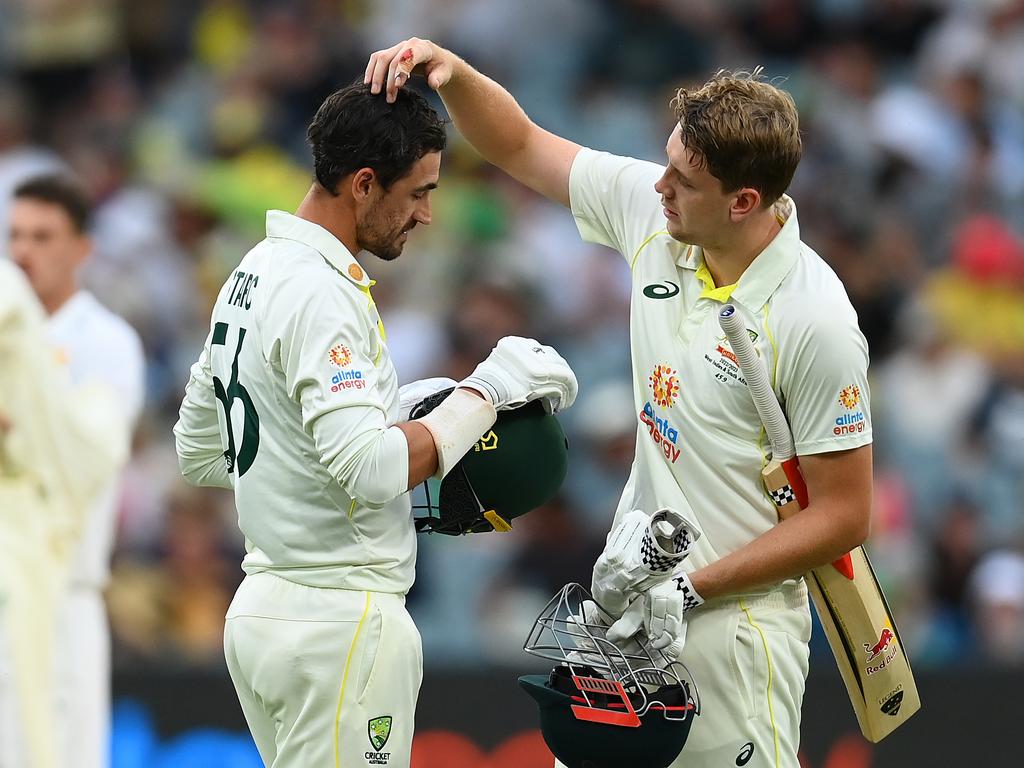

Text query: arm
(0, 263), (128, 512)
(694, 295), (874, 600)
(365, 38), (582, 206)
(173, 335), (232, 489)
(688, 444), (872, 601)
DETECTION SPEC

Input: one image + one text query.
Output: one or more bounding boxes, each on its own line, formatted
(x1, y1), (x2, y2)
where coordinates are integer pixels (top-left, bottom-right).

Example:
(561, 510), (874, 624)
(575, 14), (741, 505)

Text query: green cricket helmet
(410, 387), (569, 535)
(519, 584), (699, 768)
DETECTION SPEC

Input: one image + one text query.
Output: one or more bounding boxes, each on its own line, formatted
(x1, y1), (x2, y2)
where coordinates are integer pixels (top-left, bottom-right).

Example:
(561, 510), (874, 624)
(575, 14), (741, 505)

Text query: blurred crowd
(2, 0), (1024, 673)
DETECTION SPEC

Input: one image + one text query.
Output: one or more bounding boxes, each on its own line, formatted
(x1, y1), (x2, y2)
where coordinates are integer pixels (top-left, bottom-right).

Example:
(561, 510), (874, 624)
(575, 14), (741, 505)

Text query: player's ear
(350, 168), (378, 202)
(729, 187), (761, 221)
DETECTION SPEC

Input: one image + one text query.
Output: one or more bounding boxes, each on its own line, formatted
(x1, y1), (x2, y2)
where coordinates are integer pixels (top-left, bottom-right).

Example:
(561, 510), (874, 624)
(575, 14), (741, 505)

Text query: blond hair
(671, 68), (801, 206)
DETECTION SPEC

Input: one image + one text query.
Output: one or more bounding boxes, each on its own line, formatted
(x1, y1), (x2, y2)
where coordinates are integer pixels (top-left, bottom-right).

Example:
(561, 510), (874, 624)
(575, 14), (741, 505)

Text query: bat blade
(807, 550), (921, 742)
(762, 457), (919, 741)
(723, 304), (919, 742)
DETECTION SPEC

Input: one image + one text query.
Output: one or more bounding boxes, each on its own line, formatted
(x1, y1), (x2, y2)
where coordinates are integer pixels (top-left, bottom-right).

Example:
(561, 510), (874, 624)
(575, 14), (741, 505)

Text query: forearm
(440, 59), (536, 174)
(397, 421), (438, 488)
(689, 500), (870, 602)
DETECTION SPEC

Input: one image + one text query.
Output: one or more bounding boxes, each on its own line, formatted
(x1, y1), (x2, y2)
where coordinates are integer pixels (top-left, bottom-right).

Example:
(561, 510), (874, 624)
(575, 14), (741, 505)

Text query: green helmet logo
(412, 389), (569, 535)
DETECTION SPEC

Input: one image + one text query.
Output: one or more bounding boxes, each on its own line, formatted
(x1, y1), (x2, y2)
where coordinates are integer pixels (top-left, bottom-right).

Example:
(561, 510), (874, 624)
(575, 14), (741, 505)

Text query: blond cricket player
(7, 175), (145, 768)
(0, 258), (129, 768)
(173, 82), (577, 768)
(367, 44), (874, 767)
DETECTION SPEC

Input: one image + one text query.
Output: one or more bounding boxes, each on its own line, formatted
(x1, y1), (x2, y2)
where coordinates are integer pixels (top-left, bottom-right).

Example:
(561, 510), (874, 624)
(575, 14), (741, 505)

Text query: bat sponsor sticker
(863, 627), (899, 675)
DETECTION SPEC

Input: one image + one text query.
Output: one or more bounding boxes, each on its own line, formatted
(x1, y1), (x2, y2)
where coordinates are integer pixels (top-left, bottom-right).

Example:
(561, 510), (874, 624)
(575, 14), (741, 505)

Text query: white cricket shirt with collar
(174, 210), (415, 593)
(569, 148), (872, 569)
(48, 290), (145, 587)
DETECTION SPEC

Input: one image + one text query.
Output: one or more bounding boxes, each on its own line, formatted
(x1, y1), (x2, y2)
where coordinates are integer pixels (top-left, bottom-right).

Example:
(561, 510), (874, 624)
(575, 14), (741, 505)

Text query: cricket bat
(718, 304), (920, 743)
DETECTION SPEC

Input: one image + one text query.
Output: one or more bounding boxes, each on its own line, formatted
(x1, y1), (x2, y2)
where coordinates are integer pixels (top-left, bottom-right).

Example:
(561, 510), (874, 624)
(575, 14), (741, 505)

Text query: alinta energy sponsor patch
(329, 343), (353, 367)
(649, 364), (680, 408)
(639, 401), (681, 463)
(834, 384), (867, 436)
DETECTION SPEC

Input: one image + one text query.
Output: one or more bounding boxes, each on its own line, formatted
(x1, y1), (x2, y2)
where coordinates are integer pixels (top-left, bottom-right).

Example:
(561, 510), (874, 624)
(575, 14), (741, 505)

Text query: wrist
(672, 571), (706, 613)
(415, 387), (497, 478)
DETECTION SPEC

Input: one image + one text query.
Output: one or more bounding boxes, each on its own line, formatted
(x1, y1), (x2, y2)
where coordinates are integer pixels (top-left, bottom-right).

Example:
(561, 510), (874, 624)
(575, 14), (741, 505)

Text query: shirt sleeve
(268, 268), (409, 507)
(0, 264), (128, 515)
(774, 298), (873, 456)
(173, 329), (232, 489)
(568, 147), (667, 260)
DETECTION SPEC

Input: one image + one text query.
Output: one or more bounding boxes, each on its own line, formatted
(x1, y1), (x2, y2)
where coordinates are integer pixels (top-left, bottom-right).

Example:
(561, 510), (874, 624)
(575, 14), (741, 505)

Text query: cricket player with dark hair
(173, 81), (578, 767)
(8, 173), (145, 768)
(367, 42), (873, 767)
(0, 260), (129, 768)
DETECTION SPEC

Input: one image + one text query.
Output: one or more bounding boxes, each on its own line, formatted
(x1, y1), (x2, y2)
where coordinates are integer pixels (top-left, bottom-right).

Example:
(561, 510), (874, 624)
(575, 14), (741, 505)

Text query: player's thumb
(606, 598), (643, 645)
(426, 63), (450, 90)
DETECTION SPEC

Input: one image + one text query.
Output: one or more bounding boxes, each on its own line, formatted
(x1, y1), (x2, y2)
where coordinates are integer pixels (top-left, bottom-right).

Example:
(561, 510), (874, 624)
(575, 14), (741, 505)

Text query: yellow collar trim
(695, 260), (738, 302)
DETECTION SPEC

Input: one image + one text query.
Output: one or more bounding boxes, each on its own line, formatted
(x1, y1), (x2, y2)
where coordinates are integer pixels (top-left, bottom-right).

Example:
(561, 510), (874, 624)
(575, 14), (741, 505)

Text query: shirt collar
(49, 290), (91, 326)
(673, 195), (801, 310)
(265, 210), (372, 288)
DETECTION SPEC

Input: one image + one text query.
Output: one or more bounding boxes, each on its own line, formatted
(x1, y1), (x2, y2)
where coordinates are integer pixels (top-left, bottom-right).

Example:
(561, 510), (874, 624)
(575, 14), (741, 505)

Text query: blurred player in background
(174, 82), (577, 767)
(369, 42), (873, 767)
(0, 257), (130, 768)
(7, 175), (145, 768)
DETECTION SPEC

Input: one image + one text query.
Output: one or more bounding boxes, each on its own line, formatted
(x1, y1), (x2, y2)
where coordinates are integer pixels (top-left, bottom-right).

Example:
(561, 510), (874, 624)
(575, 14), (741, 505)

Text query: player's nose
(414, 200), (432, 226)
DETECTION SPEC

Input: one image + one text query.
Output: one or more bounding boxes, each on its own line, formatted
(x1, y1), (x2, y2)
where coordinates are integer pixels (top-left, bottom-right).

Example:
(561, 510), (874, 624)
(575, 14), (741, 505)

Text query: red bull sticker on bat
(864, 627), (898, 675)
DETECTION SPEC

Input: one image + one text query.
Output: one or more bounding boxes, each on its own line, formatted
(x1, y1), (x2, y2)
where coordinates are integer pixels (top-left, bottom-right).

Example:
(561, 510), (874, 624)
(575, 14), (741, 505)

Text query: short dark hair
(13, 174), (92, 232)
(307, 81), (447, 194)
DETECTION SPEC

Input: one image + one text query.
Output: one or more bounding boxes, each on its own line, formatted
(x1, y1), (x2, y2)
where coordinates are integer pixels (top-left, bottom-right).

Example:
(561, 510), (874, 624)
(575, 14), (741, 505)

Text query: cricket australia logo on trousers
(366, 716), (392, 764)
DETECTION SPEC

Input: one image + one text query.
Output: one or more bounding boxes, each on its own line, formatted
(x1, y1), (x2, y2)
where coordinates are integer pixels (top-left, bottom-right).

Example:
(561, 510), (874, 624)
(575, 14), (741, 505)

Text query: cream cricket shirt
(174, 211), (415, 594)
(570, 149), (872, 570)
(49, 291), (144, 589)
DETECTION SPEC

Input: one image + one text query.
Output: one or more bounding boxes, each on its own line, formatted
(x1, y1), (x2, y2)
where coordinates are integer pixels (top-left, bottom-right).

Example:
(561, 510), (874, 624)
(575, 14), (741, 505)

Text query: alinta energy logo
(649, 364), (680, 409)
(327, 344), (365, 391)
(839, 385), (861, 409)
(642, 364), (681, 463)
(329, 344), (353, 367)
(834, 384), (866, 436)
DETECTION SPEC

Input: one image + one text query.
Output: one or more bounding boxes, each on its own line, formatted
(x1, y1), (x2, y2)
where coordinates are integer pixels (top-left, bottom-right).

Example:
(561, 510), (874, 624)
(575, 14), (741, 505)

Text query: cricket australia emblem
(366, 715), (392, 764)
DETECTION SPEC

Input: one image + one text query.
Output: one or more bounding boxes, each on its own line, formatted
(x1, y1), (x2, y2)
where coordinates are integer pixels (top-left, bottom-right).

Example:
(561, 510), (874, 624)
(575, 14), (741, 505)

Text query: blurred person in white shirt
(8, 174), (144, 768)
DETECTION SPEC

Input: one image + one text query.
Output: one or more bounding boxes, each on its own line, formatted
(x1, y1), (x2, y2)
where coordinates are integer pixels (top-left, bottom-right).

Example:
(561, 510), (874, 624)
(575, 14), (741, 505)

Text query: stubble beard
(357, 213), (407, 262)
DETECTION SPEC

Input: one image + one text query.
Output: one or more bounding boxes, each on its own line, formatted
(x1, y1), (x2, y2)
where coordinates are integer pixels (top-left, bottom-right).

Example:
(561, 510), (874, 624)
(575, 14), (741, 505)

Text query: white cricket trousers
(55, 587), (110, 768)
(224, 572), (423, 768)
(555, 580), (811, 768)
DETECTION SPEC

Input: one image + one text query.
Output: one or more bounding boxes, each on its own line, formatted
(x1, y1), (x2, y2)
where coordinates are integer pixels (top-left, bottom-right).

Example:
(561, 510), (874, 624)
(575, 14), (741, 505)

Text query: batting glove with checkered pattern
(592, 508), (699, 617)
(606, 571), (705, 659)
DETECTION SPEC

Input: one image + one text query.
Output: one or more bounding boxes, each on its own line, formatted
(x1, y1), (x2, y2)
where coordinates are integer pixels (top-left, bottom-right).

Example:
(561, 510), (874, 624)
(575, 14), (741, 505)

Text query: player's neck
(295, 185), (360, 256)
(43, 284), (78, 316)
(701, 211), (781, 288)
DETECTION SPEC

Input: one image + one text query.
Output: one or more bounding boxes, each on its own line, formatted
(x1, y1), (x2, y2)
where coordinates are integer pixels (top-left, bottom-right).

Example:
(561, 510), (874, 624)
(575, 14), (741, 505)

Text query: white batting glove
(606, 571), (704, 660)
(645, 571), (704, 657)
(398, 377), (458, 421)
(592, 508), (699, 617)
(460, 336), (578, 413)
